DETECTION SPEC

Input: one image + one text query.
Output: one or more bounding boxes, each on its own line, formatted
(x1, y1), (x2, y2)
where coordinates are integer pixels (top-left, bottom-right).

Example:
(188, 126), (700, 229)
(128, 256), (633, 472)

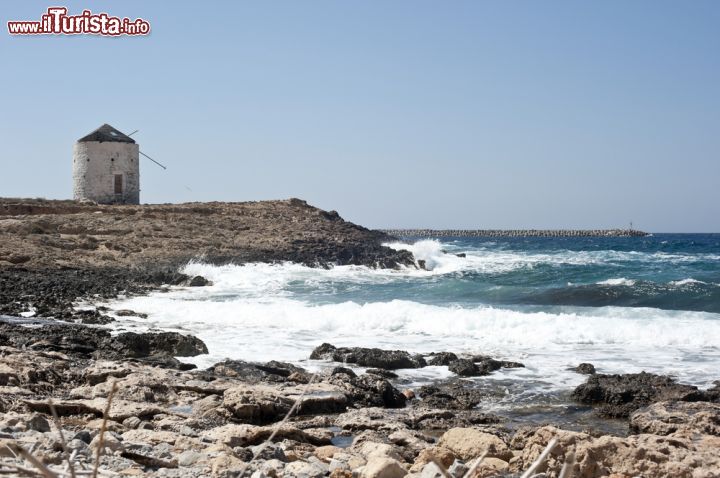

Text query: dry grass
(0, 382), (119, 478)
(92, 381), (118, 478)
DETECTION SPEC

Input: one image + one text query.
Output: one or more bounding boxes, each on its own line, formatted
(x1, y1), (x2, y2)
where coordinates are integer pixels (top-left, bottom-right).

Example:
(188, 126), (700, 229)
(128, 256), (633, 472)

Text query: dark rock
(310, 343), (426, 370)
(325, 370), (406, 408)
(448, 359), (479, 377)
(0, 267), (189, 320)
(330, 367), (357, 378)
(475, 359), (503, 375)
(417, 260), (427, 270)
(73, 309), (115, 324)
(470, 354), (492, 362)
(310, 343), (338, 360)
(188, 276), (211, 287)
(27, 414), (51, 432)
(417, 381), (491, 410)
(428, 352), (458, 366)
(0, 321), (207, 366)
(73, 430), (92, 444)
(365, 369), (399, 379)
(208, 359), (309, 383)
(705, 381), (720, 402)
(255, 360), (308, 378)
(107, 331), (208, 358)
(574, 363), (596, 375)
(114, 309), (148, 318)
(455, 253), (466, 258)
(447, 356), (522, 377)
(499, 360), (525, 369)
(233, 447), (255, 462)
(571, 372), (709, 418)
(410, 408), (501, 431)
(249, 443), (287, 462)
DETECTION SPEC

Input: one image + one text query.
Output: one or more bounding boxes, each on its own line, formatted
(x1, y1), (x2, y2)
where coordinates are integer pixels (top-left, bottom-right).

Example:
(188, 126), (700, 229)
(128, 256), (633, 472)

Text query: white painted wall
(73, 141), (140, 204)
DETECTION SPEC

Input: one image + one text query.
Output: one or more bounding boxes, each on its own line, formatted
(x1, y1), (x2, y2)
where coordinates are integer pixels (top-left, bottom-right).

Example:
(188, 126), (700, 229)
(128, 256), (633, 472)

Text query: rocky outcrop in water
(310, 343), (427, 370)
(571, 371), (715, 418)
(447, 357), (524, 377)
(0, 321), (207, 366)
(574, 363), (596, 375)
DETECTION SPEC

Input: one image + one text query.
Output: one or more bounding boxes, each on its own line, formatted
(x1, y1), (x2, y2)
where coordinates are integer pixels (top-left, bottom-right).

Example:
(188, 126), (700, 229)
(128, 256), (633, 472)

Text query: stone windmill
(72, 124), (165, 204)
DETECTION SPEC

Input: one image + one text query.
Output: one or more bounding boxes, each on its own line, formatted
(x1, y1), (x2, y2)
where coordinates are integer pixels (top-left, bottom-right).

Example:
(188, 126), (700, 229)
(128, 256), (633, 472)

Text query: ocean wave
(107, 290), (720, 389)
(385, 240), (718, 276)
(106, 256), (720, 389)
(669, 278), (707, 286)
(109, 292), (720, 355)
(596, 278), (637, 286)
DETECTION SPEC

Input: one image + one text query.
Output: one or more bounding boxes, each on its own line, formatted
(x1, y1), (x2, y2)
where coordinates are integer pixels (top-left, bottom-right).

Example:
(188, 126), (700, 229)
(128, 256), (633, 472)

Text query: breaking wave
(106, 234), (720, 391)
(596, 278), (637, 286)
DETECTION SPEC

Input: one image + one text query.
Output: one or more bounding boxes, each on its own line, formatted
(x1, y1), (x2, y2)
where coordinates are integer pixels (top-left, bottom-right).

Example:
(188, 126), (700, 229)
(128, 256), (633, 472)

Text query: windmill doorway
(114, 174), (123, 195)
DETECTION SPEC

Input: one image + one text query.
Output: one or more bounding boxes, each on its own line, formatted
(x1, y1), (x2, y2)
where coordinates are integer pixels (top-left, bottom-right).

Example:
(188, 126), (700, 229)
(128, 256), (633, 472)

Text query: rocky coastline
(0, 327), (718, 477)
(1, 198), (718, 477)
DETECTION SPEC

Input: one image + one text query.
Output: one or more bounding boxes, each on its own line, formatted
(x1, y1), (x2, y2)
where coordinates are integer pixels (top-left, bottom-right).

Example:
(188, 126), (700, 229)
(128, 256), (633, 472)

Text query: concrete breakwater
(381, 228), (649, 238)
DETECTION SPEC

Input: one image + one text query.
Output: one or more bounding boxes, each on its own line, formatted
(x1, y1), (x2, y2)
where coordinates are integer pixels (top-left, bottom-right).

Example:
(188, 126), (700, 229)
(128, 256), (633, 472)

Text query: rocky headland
(1, 198), (718, 477)
(0, 198), (412, 321)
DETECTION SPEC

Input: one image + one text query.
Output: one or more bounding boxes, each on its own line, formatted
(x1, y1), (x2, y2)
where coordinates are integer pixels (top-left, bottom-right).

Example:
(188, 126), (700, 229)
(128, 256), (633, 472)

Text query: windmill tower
(73, 124), (140, 204)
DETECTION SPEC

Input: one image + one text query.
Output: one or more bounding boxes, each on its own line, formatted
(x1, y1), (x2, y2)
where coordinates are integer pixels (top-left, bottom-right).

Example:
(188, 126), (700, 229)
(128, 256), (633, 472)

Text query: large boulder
(447, 357), (523, 377)
(574, 363), (596, 375)
(426, 352), (458, 366)
(571, 372), (708, 418)
(437, 428), (512, 461)
(447, 359), (479, 377)
(222, 383), (347, 424)
(417, 381), (493, 410)
(511, 425), (720, 477)
(0, 322), (207, 364)
(358, 457), (407, 478)
(207, 359), (310, 383)
(105, 331), (208, 358)
(629, 401), (720, 436)
(311, 343), (425, 370)
(325, 369), (406, 408)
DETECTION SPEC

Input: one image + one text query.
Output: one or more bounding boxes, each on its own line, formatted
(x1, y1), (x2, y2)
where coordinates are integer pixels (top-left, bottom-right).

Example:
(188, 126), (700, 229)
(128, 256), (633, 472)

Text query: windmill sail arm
(139, 151), (167, 170)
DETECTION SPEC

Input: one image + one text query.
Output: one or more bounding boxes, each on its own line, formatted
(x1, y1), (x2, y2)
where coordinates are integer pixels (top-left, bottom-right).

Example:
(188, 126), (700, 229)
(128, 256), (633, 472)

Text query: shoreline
(1, 198), (719, 476)
(0, 316), (718, 476)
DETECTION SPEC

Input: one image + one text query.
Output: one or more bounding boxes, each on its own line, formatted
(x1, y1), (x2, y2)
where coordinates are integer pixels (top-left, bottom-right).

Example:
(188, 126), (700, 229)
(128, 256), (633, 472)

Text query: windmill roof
(77, 124), (135, 143)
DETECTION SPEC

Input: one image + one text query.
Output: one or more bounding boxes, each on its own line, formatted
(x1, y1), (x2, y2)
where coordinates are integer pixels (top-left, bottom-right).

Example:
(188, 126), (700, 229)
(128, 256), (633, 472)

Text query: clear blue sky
(2, 1), (718, 231)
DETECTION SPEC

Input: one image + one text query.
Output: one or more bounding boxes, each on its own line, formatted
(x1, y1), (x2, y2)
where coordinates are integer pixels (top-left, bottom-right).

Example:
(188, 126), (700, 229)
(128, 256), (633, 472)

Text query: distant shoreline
(381, 228), (649, 238)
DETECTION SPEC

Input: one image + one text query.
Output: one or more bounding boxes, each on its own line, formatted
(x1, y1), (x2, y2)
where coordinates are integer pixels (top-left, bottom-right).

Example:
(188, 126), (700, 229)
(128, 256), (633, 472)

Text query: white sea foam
(669, 278), (707, 286)
(384, 240), (718, 276)
(106, 261), (720, 390)
(596, 278), (637, 286)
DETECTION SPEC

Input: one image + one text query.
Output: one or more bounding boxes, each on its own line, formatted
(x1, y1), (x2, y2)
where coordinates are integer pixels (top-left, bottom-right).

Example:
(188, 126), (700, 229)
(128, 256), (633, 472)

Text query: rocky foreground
(0, 319), (719, 478)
